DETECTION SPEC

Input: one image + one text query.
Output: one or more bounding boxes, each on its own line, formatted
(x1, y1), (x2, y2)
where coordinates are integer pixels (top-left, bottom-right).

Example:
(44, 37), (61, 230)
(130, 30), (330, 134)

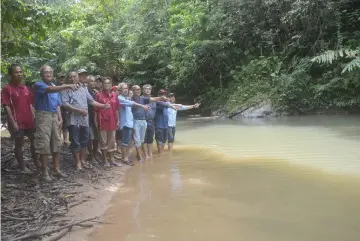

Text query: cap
(111, 86), (118, 92)
(95, 75), (102, 80)
(167, 92), (175, 97)
(78, 68), (88, 74)
(57, 73), (66, 77)
(158, 89), (167, 95)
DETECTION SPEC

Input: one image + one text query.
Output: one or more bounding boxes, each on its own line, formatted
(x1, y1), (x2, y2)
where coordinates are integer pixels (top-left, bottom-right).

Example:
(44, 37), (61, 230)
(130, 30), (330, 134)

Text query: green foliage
(2, 0), (360, 115)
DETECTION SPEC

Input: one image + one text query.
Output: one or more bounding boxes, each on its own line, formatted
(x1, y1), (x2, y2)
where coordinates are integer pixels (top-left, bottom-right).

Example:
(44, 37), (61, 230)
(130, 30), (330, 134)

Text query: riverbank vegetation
(2, 0), (360, 116)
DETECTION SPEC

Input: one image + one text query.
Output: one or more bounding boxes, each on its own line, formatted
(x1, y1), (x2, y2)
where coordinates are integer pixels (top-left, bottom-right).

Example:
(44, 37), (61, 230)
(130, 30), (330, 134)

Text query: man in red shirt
(1, 64), (40, 173)
(94, 77), (121, 167)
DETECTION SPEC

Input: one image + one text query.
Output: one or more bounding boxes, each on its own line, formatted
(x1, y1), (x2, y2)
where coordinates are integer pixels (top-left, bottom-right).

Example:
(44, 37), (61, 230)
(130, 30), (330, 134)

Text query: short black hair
(8, 64), (22, 75)
(67, 70), (78, 78)
(168, 93), (175, 97)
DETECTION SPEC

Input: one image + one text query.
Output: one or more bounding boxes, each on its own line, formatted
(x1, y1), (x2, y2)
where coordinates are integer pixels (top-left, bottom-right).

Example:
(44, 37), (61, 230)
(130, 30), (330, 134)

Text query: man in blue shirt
(142, 84), (157, 159)
(154, 89), (179, 154)
(117, 82), (149, 165)
(34, 65), (78, 181)
(131, 85), (167, 162)
(167, 93), (200, 152)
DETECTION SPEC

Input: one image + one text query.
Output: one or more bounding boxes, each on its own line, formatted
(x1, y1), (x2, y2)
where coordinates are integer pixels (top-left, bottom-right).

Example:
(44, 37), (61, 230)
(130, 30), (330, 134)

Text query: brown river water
(89, 116), (360, 241)
(5, 116), (360, 241)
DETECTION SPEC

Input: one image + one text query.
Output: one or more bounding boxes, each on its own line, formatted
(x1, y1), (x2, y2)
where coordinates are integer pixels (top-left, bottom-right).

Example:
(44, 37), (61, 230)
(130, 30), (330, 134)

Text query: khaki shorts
(34, 111), (62, 155)
(99, 130), (116, 152)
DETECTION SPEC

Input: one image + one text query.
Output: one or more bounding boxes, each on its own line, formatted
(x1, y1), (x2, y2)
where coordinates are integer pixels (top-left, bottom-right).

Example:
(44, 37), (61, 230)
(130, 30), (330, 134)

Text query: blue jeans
(133, 120), (147, 148)
(121, 126), (132, 147)
(68, 125), (89, 153)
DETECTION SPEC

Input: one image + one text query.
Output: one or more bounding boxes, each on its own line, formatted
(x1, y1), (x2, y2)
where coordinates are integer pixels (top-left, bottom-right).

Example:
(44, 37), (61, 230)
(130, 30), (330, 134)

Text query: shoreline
(0, 137), (133, 241)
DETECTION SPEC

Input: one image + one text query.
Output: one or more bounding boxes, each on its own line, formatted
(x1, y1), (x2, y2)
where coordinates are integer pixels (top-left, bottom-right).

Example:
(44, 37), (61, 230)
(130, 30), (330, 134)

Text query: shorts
(116, 129), (122, 141)
(167, 126), (176, 143)
(68, 125), (89, 153)
(11, 128), (35, 139)
(121, 126), (132, 147)
(89, 124), (98, 140)
(144, 124), (155, 144)
(133, 120), (147, 148)
(155, 128), (168, 145)
(34, 111), (62, 155)
(99, 130), (116, 152)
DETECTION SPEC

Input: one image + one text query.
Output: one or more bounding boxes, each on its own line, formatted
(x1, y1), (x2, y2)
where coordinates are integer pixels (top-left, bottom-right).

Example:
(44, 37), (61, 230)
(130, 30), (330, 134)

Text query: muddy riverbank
(1, 137), (131, 241)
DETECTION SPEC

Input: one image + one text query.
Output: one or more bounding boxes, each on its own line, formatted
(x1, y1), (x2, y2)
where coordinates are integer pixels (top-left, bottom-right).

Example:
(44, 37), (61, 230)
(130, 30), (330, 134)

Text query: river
(73, 116), (360, 240)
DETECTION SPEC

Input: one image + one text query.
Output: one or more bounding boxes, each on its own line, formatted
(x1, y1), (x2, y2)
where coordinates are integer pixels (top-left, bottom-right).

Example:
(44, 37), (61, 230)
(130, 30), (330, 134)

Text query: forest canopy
(2, 0), (360, 115)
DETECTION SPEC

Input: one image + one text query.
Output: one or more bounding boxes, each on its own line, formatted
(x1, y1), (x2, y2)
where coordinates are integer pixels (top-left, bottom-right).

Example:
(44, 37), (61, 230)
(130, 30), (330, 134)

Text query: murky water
(89, 116), (360, 241)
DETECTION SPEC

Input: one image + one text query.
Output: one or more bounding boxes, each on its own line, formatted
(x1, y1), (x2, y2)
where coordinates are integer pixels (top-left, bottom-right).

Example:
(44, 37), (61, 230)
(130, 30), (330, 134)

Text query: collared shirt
(95, 92), (120, 130)
(155, 101), (171, 129)
(118, 95), (135, 129)
(61, 86), (94, 127)
(34, 81), (61, 113)
(168, 105), (193, 127)
(131, 96), (150, 120)
(1, 84), (34, 129)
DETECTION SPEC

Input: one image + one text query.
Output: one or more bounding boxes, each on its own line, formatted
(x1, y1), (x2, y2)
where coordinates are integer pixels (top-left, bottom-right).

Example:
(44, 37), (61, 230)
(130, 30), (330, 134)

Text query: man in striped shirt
(61, 71), (110, 171)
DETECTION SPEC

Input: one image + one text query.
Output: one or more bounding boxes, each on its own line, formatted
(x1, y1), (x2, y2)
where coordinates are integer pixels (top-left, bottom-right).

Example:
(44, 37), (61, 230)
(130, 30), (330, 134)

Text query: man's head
(8, 64), (23, 85)
(102, 77), (112, 92)
(67, 70), (79, 84)
(95, 75), (102, 89)
(118, 82), (129, 96)
(56, 72), (66, 86)
(168, 93), (175, 103)
(87, 75), (96, 89)
(128, 90), (133, 99)
(40, 65), (53, 83)
(132, 85), (141, 97)
(142, 84), (152, 96)
(78, 68), (88, 84)
(158, 89), (167, 97)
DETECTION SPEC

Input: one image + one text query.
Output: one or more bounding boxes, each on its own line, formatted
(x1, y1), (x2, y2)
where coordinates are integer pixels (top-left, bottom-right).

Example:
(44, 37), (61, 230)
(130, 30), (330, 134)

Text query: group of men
(1, 64), (200, 181)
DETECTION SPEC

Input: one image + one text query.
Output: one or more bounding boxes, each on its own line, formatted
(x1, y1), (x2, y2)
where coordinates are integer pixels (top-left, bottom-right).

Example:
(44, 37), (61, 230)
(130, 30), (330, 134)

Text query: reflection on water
(89, 116), (360, 241)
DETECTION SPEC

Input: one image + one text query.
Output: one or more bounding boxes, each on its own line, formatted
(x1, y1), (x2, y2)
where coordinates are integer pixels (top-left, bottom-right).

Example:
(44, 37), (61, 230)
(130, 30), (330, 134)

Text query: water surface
(90, 116), (360, 241)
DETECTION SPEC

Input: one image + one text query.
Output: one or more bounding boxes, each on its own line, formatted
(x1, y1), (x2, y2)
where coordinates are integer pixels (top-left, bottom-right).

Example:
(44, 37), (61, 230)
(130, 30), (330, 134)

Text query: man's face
(88, 78), (96, 89)
(68, 72), (79, 84)
(95, 79), (102, 89)
(143, 86), (151, 96)
(9, 66), (24, 84)
(42, 66), (53, 82)
(132, 85), (141, 97)
(79, 73), (88, 83)
(128, 90), (133, 98)
(170, 96), (175, 103)
(102, 79), (112, 91)
(120, 85), (129, 96)
(56, 77), (65, 86)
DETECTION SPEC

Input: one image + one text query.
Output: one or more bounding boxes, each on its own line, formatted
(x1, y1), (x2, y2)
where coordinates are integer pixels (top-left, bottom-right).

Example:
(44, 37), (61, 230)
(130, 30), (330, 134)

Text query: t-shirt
(34, 81), (61, 113)
(155, 101), (171, 129)
(1, 84), (34, 130)
(131, 96), (150, 120)
(95, 92), (120, 130)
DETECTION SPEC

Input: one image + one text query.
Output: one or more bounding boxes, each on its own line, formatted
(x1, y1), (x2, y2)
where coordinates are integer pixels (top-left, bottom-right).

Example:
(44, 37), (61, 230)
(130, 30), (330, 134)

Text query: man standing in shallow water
(131, 85), (168, 161)
(33, 65), (78, 181)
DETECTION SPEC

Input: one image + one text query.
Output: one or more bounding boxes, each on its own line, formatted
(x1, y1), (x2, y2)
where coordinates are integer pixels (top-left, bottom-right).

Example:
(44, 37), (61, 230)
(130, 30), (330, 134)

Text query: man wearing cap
(95, 75), (103, 92)
(56, 72), (69, 145)
(142, 84), (156, 159)
(61, 71), (111, 171)
(78, 68), (89, 88)
(154, 89), (179, 154)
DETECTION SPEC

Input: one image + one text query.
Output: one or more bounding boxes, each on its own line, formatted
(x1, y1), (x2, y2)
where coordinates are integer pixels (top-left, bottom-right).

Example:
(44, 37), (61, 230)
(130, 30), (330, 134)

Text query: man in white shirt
(167, 93), (200, 152)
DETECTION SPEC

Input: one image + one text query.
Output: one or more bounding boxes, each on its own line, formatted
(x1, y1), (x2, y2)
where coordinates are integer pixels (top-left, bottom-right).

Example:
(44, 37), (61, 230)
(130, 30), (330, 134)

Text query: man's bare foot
(19, 166), (32, 174)
(110, 161), (122, 167)
(103, 162), (111, 167)
(53, 170), (67, 178)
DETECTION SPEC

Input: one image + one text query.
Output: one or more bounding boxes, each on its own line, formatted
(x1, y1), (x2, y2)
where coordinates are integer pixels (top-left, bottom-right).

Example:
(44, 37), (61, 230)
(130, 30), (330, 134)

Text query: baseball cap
(158, 89), (167, 95)
(78, 68), (88, 74)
